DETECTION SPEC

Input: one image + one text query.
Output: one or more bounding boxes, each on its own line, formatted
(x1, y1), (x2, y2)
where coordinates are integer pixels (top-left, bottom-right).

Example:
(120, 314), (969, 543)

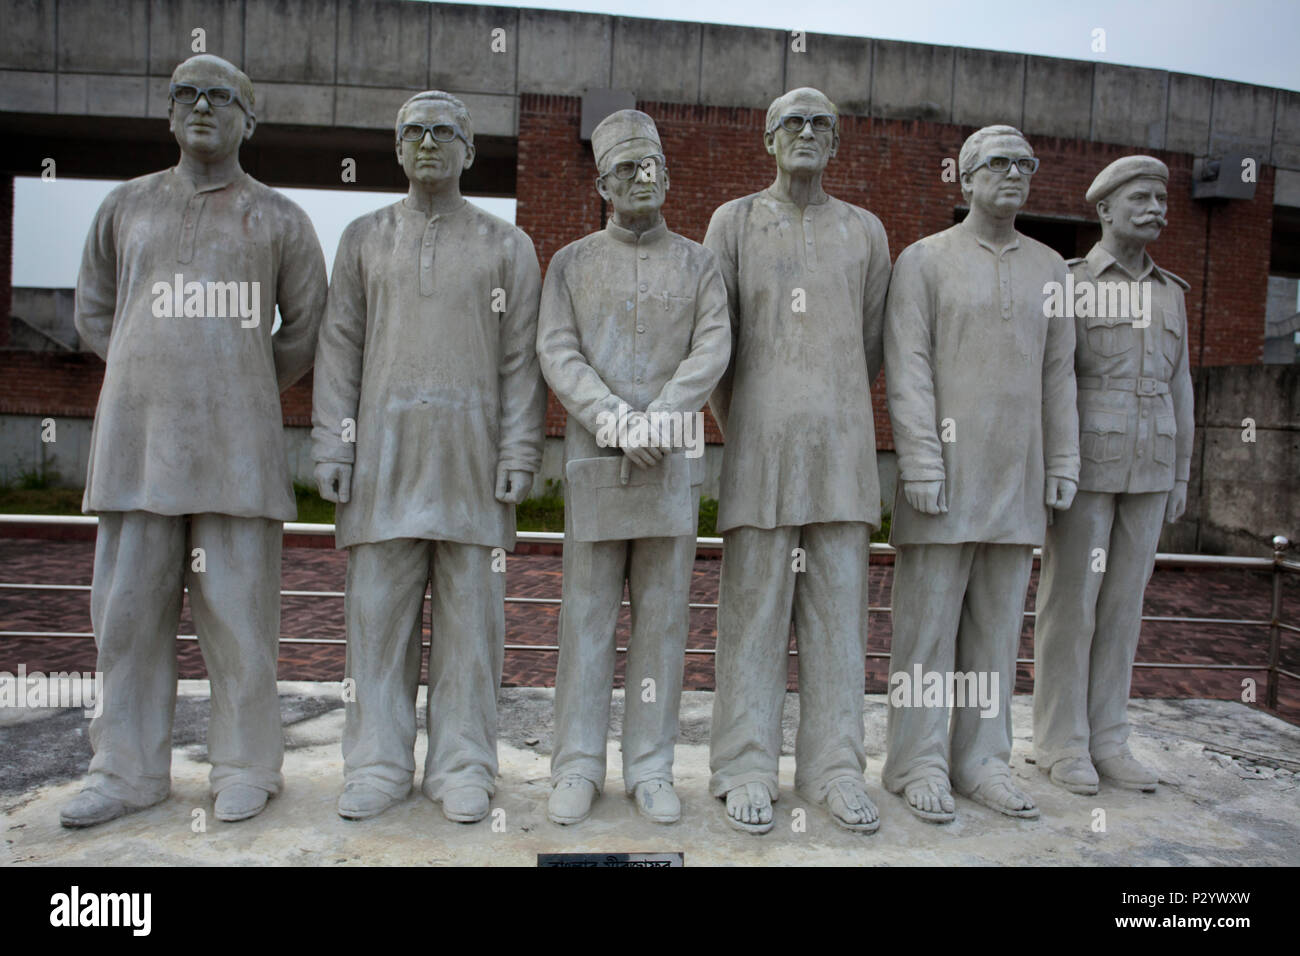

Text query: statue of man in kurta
(537, 109), (730, 826)
(1033, 156), (1192, 795)
(705, 88), (892, 834)
(64, 54), (327, 827)
(882, 124), (1079, 823)
(312, 91), (546, 823)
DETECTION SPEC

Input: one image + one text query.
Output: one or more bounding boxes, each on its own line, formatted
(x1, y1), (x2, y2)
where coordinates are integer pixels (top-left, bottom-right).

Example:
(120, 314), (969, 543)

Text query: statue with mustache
(1032, 155), (1194, 796)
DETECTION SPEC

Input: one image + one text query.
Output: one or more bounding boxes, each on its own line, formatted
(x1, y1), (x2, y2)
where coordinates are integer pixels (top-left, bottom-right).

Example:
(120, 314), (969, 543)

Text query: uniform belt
(1077, 375), (1169, 395)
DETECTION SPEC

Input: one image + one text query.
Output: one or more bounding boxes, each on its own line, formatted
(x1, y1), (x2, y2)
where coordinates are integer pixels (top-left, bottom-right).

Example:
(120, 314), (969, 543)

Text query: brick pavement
(2, 539), (1296, 722)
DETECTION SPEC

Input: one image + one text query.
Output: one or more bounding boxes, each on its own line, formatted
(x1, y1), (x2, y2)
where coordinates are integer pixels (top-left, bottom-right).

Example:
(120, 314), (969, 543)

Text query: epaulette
(1158, 266), (1190, 291)
(1065, 257), (1086, 267)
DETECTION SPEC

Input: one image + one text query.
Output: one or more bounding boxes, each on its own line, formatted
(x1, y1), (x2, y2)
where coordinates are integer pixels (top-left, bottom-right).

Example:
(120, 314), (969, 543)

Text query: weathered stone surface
(517, 9), (611, 97)
(244, 0), (337, 85)
(57, 0), (148, 75)
(337, 0), (429, 89)
(871, 40), (952, 122)
(698, 24), (784, 111)
(1023, 56), (1092, 140)
(611, 17), (700, 106)
(952, 49), (1024, 130)
(429, 4), (519, 95)
(784, 33), (872, 118)
(1166, 73), (1212, 156)
(0, 0), (56, 71)
(148, 0), (244, 76)
(1092, 65), (1167, 149)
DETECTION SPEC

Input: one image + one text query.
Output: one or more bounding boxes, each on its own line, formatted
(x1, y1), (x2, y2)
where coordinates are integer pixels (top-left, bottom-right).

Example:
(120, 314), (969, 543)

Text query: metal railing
(0, 515), (1295, 709)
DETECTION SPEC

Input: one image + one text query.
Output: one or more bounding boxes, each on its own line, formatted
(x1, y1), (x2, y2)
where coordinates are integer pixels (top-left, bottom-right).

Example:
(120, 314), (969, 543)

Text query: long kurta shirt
(703, 190), (892, 533)
(74, 167), (327, 521)
(537, 219), (731, 484)
(1067, 243), (1193, 494)
(885, 223), (1080, 547)
(311, 198), (545, 550)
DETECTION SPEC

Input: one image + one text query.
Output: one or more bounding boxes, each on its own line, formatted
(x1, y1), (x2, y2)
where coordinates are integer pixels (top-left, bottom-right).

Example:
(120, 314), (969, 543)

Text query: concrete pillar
(1, 173), (12, 347)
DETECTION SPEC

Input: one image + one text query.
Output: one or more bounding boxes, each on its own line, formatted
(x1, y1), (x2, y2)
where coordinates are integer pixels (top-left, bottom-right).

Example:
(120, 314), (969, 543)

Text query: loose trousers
(709, 522), (871, 803)
(1034, 491), (1167, 768)
(87, 510), (284, 806)
(881, 542), (1033, 795)
(550, 493), (696, 794)
(342, 538), (504, 800)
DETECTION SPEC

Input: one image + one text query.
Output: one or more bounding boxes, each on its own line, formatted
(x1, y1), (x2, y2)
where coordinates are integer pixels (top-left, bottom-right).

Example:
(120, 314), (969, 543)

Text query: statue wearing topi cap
(1033, 155), (1193, 796)
(537, 109), (730, 825)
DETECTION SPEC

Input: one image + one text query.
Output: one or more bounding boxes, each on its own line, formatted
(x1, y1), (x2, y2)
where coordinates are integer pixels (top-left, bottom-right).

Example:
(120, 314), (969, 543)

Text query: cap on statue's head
(591, 109), (661, 172)
(1086, 155), (1169, 204)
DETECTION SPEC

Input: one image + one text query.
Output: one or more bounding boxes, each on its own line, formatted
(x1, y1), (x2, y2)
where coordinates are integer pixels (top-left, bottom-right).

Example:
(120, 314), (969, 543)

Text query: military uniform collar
(1084, 242), (1167, 283)
(605, 218), (668, 245)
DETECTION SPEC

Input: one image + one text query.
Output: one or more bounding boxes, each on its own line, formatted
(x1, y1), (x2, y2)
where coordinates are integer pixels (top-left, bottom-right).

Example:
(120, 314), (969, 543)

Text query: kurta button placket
(420, 216), (439, 297)
(178, 193), (206, 264)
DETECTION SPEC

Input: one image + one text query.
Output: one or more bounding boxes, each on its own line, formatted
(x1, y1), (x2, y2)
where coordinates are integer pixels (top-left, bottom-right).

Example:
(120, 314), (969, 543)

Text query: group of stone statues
(58, 55), (1192, 836)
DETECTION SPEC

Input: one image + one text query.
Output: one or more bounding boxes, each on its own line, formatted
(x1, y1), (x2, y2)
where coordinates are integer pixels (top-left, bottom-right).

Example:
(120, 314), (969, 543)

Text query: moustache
(1133, 214), (1167, 227)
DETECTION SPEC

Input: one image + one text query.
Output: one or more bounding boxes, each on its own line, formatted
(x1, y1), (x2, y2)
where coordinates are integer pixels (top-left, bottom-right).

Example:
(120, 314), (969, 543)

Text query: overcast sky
(11, 0), (1296, 290)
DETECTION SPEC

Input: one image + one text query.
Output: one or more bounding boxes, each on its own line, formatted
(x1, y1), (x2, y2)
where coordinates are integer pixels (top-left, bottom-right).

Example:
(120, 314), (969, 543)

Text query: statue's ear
(763, 130), (776, 156)
(462, 142), (476, 171)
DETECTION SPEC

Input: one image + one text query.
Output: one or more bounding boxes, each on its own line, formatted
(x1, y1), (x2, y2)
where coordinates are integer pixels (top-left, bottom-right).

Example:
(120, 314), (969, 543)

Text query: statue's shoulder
(708, 192), (761, 229)
(1157, 264), (1191, 291)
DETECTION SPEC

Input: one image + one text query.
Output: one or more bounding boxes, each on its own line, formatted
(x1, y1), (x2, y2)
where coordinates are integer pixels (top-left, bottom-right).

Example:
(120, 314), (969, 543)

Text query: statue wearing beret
(1033, 156), (1193, 795)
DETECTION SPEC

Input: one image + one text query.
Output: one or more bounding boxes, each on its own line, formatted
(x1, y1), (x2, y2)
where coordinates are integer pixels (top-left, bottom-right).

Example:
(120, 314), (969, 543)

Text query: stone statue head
(1087, 156), (1170, 248)
(764, 87), (839, 174)
(168, 54), (256, 162)
(592, 109), (668, 219)
(394, 91), (476, 187)
(959, 124), (1036, 217)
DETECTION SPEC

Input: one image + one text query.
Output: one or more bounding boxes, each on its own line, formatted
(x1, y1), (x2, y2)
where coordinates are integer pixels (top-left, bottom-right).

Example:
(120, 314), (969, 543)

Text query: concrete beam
(1271, 90), (1300, 170)
(429, 4), (519, 95)
(952, 48), (1023, 130)
(57, 0), (149, 75)
(517, 9), (611, 97)
(56, 73), (147, 118)
(699, 24), (784, 111)
(611, 16), (700, 106)
(338, 0), (429, 89)
(0, 70), (56, 114)
(244, 0), (337, 85)
(1023, 56), (1092, 140)
(871, 40), (952, 122)
(148, 0), (244, 76)
(0, 0), (56, 71)
(784, 33), (872, 118)
(1092, 64), (1167, 149)
(1274, 168), (1300, 208)
(254, 81), (335, 127)
(1166, 73), (1212, 156)
(1210, 80), (1275, 162)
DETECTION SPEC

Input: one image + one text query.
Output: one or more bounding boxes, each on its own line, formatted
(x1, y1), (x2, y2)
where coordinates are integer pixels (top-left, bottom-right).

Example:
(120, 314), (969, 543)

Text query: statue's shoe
(723, 783), (774, 835)
(901, 778), (956, 824)
(818, 776), (880, 834)
(440, 785), (491, 824)
(60, 789), (148, 829)
(961, 775), (1040, 819)
(548, 775), (596, 826)
(337, 782), (401, 820)
(214, 784), (270, 822)
(633, 780), (680, 824)
(1096, 754), (1158, 792)
(1043, 756), (1100, 795)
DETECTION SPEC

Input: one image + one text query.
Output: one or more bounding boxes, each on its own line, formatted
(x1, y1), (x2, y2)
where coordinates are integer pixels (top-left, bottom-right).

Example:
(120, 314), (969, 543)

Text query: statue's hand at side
(495, 466), (534, 505)
(904, 479), (947, 515)
(1045, 475), (1077, 510)
(315, 462), (352, 505)
(1165, 479), (1187, 524)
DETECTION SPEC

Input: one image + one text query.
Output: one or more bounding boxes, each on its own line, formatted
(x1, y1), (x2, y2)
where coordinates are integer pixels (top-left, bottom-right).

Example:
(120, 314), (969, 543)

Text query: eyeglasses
(600, 153), (666, 182)
(968, 155), (1040, 176)
(399, 122), (471, 146)
(169, 83), (248, 113)
(773, 113), (836, 134)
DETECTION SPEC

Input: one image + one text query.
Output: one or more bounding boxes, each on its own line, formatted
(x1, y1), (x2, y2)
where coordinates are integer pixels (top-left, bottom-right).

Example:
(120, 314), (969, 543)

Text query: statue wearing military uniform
(1033, 156), (1193, 795)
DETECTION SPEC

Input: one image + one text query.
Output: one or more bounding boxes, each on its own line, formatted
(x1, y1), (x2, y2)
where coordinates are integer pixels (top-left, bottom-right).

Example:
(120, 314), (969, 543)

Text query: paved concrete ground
(2, 683), (1296, 866)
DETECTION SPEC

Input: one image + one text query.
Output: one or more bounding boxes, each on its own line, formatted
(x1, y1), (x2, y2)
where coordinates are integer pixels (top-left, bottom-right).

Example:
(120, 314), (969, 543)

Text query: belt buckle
(1137, 378), (1157, 395)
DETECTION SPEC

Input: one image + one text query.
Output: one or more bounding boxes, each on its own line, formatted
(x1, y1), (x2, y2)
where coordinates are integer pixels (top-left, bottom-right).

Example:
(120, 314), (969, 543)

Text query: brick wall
(516, 94), (1274, 447)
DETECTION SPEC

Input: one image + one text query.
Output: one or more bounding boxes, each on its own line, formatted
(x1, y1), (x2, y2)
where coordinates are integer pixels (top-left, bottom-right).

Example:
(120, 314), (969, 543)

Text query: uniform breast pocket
(1153, 414), (1176, 465)
(1080, 408), (1129, 463)
(1085, 314), (1134, 357)
(1160, 310), (1184, 366)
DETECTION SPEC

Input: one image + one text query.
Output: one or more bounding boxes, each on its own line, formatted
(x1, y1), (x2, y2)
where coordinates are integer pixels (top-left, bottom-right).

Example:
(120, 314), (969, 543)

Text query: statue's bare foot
(824, 777), (880, 833)
(964, 775), (1039, 819)
(724, 782), (774, 835)
(902, 778), (956, 824)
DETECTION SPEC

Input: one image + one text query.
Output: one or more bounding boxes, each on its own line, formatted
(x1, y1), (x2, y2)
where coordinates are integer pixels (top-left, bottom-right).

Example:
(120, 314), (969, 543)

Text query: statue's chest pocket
(1085, 314), (1135, 357)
